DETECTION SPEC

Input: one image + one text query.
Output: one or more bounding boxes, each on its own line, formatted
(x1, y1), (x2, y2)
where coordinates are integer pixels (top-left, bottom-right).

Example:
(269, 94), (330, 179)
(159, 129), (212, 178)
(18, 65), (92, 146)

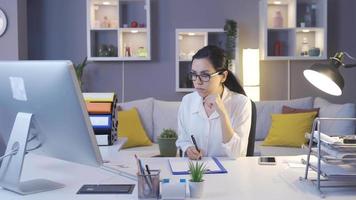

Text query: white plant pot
(189, 180), (204, 198)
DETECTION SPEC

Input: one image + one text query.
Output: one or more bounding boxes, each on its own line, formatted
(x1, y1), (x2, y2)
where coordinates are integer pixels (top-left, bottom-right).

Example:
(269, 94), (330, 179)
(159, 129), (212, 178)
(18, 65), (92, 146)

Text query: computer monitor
(0, 61), (103, 195)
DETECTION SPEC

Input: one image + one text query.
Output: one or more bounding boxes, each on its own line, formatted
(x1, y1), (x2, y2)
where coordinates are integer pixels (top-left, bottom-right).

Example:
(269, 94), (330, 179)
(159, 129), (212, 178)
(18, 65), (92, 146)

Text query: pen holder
(137, 170), (160, 199)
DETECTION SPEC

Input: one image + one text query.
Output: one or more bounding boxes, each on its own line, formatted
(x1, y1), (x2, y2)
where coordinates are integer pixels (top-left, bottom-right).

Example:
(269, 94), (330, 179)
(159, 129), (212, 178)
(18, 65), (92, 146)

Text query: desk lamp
(303, 52), (356, 96)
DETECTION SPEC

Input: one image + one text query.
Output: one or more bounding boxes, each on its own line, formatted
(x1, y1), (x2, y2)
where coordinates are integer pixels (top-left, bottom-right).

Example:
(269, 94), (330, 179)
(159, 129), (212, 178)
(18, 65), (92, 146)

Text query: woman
(176, 45), (252, 160)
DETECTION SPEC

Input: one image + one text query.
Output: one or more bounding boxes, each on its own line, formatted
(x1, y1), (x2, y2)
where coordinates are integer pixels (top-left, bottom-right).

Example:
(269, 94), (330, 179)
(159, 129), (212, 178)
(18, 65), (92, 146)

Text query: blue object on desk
(169, 157), (227, 175)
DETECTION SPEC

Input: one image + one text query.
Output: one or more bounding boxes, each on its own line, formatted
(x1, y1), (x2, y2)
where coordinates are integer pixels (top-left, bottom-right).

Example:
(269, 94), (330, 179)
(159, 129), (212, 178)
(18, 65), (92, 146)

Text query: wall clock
(0, 8), (8, 37)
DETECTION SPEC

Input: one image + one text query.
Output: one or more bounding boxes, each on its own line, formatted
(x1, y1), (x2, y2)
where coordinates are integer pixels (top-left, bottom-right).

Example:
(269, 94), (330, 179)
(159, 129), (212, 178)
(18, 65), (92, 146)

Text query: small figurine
(101, 16), (111, 28)
(125, 46), (131, 57)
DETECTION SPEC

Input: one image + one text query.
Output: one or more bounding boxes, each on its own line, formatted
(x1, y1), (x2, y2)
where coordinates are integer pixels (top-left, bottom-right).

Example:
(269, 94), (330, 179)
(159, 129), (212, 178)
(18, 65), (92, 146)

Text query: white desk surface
(1, 144), (356, 200)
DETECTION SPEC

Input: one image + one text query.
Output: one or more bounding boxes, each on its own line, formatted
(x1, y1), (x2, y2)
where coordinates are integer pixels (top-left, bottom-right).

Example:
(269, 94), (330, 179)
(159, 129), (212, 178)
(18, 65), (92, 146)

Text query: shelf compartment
(267, 29), (295, 57)
(296, 0), (326, 28)
(119, 0), (147, 28)
(178, 61), (194, 89)
(267, 0), (296, 28)
(178, 32), (207, 61)
(119, 31), (148, 58)
(90, 0), (119, 29)
(90, 30), (118, 57)
(295, 28), (324, 57)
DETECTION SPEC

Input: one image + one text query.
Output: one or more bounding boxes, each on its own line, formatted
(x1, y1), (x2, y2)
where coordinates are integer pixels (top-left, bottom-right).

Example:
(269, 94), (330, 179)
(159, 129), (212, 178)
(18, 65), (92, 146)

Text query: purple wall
(0, 0), (27, 60)
(27, 0), (356, 104)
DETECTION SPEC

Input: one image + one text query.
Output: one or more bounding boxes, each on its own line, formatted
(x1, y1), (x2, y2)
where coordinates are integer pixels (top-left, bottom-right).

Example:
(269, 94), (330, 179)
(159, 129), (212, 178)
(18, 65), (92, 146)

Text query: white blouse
(176, 87), (252, 159)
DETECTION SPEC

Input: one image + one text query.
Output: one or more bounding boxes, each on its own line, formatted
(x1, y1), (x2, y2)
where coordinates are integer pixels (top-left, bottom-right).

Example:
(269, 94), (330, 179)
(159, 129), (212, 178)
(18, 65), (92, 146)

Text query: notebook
(169, 157), (227, 175)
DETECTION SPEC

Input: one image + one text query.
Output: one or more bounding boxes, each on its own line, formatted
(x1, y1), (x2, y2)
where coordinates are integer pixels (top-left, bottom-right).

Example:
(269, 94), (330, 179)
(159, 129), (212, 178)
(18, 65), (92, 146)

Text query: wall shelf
(87, 0), (151, 61)
(259, 0), (327, 60)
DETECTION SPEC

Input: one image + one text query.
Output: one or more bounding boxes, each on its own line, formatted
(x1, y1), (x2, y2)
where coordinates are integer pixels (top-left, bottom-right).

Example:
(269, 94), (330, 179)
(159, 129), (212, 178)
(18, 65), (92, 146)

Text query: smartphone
(258, 157), (276, 165)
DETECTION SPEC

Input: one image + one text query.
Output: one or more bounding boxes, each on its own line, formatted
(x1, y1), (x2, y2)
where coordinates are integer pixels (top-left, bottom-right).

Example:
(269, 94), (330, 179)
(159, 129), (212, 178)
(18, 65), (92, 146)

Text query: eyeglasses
(188, 71), (223, 82)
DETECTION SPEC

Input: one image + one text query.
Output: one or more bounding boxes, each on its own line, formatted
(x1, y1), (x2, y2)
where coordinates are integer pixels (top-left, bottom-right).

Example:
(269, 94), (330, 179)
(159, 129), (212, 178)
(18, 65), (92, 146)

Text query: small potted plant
(189, 161), (206, 198)
(223, 19), (237, 70)
(73, 57), (88, 91)
(157, 129), (178, 157)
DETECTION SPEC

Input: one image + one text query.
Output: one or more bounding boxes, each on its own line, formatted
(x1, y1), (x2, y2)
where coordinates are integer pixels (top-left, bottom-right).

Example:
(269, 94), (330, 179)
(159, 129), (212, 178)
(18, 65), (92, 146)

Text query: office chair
(246, 100), (257, 157)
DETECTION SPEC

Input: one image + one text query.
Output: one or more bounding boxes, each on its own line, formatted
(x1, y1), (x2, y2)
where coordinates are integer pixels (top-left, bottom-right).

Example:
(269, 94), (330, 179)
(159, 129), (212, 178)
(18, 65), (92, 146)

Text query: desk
(0, 144), (355, 200)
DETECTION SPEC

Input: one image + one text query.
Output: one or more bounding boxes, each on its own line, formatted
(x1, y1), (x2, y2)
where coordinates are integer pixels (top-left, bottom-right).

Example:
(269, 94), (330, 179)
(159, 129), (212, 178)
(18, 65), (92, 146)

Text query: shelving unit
(87, 0), (151, 61)
(175, 29), (239, 92)
(301, 118), (356, 197)
(259, 0), (327, 60)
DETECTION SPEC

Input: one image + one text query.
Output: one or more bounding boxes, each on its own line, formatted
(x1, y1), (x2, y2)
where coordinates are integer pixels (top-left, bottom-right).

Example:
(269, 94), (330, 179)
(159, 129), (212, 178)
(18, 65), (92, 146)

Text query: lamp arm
(344, 64), (356, 68)
(340, 52), (356, 68)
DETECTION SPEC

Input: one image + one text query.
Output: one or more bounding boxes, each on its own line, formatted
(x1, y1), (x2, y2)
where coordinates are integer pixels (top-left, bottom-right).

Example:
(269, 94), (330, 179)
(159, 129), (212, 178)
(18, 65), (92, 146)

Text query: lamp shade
(303, 63), (344, 96)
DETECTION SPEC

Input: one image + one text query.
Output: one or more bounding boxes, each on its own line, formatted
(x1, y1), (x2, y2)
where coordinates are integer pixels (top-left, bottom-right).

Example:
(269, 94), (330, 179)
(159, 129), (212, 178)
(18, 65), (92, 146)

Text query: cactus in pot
(157, 129), (178, 157)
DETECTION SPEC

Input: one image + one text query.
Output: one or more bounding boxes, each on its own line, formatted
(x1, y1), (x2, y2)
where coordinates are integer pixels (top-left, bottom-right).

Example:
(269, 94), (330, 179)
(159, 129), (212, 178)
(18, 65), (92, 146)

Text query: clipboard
(169, 157), (227, 175)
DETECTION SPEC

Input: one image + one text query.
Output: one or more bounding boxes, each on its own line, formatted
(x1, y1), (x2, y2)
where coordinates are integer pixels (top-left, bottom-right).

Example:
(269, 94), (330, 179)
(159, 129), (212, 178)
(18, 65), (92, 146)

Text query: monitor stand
(0, 112), (65, 195)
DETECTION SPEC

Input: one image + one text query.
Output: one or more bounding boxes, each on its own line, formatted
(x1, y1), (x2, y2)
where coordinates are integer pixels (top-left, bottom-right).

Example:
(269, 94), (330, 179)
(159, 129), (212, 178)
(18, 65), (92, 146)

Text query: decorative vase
(274, 40), (282, 56)
(308, 47), (320, 56)
(130, 21), (138, 28)
(273, 11), (283, 28)
(189, 180), (204, 198)
(157, 138), (177, 157)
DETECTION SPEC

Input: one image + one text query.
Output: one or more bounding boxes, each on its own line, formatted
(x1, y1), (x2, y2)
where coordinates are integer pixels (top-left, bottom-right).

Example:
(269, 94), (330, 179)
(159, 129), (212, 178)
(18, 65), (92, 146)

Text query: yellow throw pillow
(262, 112), (317, 148)
(118, 108), (152, 148)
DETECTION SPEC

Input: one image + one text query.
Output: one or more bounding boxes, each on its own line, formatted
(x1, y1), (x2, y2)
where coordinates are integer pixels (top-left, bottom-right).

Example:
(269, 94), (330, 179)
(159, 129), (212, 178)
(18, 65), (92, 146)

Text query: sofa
(119, 96), (356, 156)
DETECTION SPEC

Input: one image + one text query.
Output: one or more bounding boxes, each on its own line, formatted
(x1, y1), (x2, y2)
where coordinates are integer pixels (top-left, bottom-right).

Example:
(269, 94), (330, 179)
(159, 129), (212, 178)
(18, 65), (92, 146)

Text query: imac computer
(0, 61), (105, 195)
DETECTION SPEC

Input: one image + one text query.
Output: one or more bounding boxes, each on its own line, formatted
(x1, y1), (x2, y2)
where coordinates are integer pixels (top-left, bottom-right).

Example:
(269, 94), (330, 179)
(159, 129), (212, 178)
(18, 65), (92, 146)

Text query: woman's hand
(186, 146), (203, 160)
(203, 94), (227, 116)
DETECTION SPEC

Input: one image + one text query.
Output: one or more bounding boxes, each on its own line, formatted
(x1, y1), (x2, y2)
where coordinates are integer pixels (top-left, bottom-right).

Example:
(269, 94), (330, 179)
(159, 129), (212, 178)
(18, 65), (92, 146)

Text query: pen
(145, 164), (153, 186)
(191, 135), (201, 160)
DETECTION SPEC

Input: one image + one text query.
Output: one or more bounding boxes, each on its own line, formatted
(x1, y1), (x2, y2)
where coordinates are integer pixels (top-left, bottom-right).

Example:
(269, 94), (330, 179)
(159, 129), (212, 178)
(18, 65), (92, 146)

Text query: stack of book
(83, 93), (118, 146)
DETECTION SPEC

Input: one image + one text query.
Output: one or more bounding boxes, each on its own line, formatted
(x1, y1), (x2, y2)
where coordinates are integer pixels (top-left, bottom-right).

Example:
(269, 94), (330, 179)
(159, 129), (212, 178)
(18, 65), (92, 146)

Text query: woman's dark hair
(192, 45), (246, 96)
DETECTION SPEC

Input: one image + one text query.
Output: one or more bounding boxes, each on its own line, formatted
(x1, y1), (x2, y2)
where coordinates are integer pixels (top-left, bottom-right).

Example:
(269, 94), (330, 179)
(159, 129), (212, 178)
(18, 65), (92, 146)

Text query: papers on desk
(317, 145), (356, 160)
(169, 157), (227, 175)
(308, 155), (356, 177)
(309, 131), (343, 145)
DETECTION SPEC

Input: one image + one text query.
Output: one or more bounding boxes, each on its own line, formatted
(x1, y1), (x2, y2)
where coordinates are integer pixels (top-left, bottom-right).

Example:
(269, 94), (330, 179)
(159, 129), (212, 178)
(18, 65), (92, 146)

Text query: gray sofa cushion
(254, 141), (308, 156)
(314, 97), (356, 136)
(255, 97), (314, 140)
(153, 100), (181, 142)
(119, 98), (154, 141)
